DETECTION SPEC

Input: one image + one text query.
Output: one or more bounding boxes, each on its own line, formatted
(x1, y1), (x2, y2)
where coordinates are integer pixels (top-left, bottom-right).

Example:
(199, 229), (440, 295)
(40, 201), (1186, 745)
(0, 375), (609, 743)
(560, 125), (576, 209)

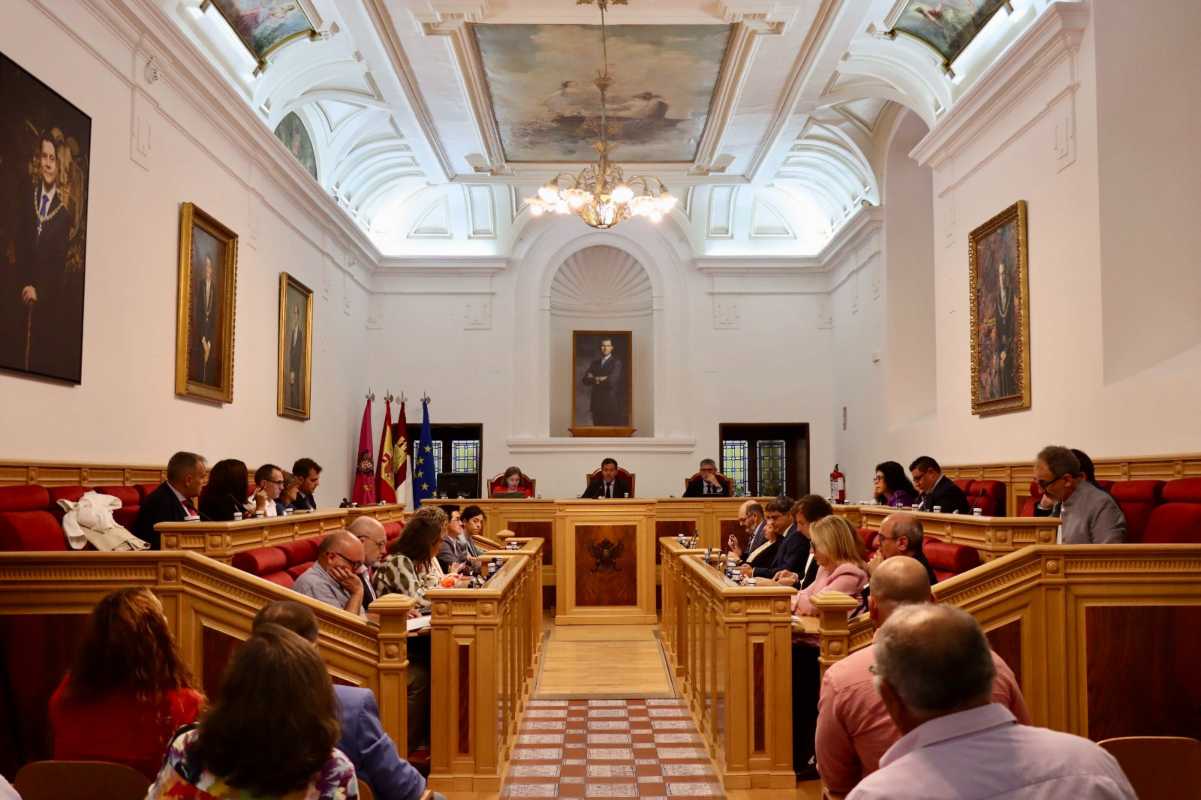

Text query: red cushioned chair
(46, 486), (87, 524)
(1109, 480), (1166, 544)
(231, 546), (295, 588)
(1141, 478), (1201, 544)
(287, 561), (316, 581)
(858, 526), (879, 558)
(952, 478), (974, 494)
(383, 521), (403, 542)
(1094, 479), (1115, 494)
(0, 486), (67, 552)
(682, 472), (734, 496)
(488, 470), (536, 498)
(923, 539), (981, 582)
(135, 483), (161, 502)
(95, 485), (141, 530)
(1020, 480), (1043, 516)
(584, 467), (636, 497)
(966, 480), (1006, 517)
(277, 536), (321, 567)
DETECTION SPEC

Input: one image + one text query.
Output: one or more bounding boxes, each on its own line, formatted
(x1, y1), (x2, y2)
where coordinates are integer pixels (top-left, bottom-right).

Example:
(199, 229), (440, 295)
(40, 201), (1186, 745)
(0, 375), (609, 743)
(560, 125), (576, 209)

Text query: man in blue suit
(253, 601), (434, 800)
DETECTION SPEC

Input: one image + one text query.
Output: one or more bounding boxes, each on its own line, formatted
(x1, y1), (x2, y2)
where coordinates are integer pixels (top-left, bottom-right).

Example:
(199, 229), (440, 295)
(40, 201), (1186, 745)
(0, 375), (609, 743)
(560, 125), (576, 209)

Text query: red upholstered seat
(287, 561), (315, 580)
(383, 522), (402, 542)
(488, 470), (536, 497)
(923, 539), (981, 582)
(1095, 479), (1116, 494)
(46, 486), (87, 507)
(232, 547), (288, 577)
(277, 537), (321, 567)
(95, 485), (140, 508)
(1020, 480), (1043, 516)
(264, 572), (295, 589)
(1142, 478), (1201, 544)
(953, 478), (974, 494)
(0, 485), (50, 512)
(1110, 480), (1165, 544)
(966, 480), (1006, 516)
(135, 483), (160, 501)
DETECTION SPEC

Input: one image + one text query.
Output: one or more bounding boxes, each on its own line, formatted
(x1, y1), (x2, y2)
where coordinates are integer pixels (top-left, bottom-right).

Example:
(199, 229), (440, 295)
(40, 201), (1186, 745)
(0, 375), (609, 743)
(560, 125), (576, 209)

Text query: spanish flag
(376, 398), (397, 503)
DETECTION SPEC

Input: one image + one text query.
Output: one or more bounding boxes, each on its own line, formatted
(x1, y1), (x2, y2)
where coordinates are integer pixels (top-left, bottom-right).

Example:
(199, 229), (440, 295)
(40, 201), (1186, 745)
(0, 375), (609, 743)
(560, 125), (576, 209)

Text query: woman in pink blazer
(792, 515), (869, 616)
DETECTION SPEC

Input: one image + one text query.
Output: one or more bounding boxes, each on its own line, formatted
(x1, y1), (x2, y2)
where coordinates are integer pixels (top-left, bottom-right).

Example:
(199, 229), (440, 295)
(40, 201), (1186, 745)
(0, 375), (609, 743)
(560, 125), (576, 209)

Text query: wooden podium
(553, 499), (657, 625)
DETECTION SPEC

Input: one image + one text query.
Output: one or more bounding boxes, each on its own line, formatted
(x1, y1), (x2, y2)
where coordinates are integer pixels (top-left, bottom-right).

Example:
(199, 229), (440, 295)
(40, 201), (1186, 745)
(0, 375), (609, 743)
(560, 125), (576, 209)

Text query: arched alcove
(548, 246), (655, 437)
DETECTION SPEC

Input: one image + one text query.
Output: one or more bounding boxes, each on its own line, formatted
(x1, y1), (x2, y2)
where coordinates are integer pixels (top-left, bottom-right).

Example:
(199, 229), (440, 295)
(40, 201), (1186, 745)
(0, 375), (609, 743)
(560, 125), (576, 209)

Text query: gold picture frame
(175, 202), (238, 403)
(969, 200), (1030, 416)
(569, 330), (635, 437)
(277, 272), (314, 420)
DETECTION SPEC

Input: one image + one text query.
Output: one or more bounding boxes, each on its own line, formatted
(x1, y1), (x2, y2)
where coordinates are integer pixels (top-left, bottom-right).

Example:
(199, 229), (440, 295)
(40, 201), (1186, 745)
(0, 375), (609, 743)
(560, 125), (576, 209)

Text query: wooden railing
(0, 459), (166, 488)
(659, 537), (705, 675)
(856, 506), (1060, 561)
(945, 452), (1201, 516)
(426, 539), (545, 793)
(156, 504), (408, 561)
(812, 544), (1201, 740)
(659, 538), (796, 790)
(0, 551), (412, 773)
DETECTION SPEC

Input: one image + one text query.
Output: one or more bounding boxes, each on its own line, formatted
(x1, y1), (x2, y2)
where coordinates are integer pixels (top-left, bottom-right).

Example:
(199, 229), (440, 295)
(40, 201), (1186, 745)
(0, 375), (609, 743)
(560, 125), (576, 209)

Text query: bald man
(348, 516), (388, 610)
(849, 606), (1134, 799)
(816, 558), (1028, 794)
(729, 500), (766, 558)
(292, 530), (367, 619)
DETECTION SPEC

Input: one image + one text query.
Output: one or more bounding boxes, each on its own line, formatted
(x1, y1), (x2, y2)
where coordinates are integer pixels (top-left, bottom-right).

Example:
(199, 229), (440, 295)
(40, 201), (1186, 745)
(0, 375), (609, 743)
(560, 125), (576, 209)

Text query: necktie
(39, 194), (49, 216)
(606, 482), (612, 499)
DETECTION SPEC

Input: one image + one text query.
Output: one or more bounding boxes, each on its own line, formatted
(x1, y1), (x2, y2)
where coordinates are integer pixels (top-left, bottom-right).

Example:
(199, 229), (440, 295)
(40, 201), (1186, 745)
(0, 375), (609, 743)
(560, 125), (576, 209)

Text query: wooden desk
(156, 509), (348, 561)
(856, 506), (1060, 561)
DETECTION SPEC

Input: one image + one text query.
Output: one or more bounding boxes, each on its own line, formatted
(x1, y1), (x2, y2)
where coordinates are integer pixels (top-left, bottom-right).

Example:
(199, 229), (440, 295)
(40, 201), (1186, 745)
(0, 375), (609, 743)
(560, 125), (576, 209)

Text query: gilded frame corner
(968, 199), (1030, 417)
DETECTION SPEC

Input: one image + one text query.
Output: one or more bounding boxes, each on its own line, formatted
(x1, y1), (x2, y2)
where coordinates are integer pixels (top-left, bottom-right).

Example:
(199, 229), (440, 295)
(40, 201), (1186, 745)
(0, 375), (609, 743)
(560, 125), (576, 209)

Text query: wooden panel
(201, 625), (242, 701)
(574, 525), (638, 607)
(655, 520), (695, 564)
(985, 618), (1023, 687)
(510, 521), (553, 565)
(1085, 605), (1201, 740)
(0, 459), (169, 488)
(458, 644), (471, 755)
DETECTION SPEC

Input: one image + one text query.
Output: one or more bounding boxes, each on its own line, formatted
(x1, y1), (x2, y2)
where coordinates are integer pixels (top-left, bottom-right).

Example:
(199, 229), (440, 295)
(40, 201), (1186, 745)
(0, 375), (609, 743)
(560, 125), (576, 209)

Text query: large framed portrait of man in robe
(570, 330), (635, 437)
(277, 272), (312, 420)
(969, 200), (1030, 416)
(175, 203), (238, 403)
(0, 50), (91, 384)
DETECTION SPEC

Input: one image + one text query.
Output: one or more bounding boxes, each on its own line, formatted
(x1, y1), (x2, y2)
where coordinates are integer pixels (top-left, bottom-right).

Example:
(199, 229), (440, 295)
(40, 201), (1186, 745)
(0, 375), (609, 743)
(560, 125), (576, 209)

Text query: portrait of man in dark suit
(574, 331), (631, 428)
(284, 285), (306, 411)
(187, 241), (223, 387)
(0, 53), (90, 384)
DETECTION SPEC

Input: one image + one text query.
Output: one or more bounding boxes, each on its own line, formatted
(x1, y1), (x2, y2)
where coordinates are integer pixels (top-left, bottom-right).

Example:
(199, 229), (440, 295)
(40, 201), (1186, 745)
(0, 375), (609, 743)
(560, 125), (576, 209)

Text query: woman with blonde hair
(791, 515), (868, 616)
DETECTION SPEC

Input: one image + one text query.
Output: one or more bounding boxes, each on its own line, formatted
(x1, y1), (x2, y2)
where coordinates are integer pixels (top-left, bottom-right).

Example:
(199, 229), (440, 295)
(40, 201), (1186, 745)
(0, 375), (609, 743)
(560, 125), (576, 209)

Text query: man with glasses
(292, 530), (367, 619)
(1034, 446), (1126, 544)
(908, 456), (972, 515)
(252, 463), (285, 517)
(348, 516), (388, 611)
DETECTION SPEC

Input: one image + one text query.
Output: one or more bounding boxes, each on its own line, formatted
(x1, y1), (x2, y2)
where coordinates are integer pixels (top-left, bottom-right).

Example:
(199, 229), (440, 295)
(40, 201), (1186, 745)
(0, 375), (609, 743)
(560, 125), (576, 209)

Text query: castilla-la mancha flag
(351, 396), (376, 505)
(376, 398), (396, 503)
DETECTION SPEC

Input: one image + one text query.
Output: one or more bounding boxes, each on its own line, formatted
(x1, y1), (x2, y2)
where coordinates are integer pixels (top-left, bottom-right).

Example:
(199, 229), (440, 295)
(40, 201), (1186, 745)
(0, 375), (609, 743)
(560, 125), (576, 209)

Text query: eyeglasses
(329, 551), (363, 570)
(265, 479), (285, 486)
(1037, 473), (1067, 490)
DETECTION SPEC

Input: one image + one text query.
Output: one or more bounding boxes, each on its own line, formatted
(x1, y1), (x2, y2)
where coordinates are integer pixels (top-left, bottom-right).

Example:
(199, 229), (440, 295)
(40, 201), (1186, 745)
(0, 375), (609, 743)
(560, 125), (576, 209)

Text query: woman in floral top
(147, 625), (357, 800)
(373, 506), (449, 612)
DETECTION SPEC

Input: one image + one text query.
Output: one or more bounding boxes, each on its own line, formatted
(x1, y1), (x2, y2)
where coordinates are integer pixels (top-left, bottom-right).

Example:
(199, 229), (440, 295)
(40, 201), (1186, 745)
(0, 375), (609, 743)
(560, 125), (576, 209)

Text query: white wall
(0, 0), (369, 503)
(833, 3), (1201, 500)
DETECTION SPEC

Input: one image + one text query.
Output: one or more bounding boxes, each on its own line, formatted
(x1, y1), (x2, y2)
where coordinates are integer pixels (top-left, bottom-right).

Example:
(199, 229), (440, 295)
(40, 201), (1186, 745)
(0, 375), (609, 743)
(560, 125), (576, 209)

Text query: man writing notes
(1034, 445), (1126, 543)
(684, 458), (731, 497)
(582, 458), (631, 499)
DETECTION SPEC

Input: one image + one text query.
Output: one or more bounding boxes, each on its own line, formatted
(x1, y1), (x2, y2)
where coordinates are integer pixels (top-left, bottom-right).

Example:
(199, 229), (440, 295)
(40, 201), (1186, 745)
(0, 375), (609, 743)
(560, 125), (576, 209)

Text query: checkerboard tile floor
(502, 698), (724, 798)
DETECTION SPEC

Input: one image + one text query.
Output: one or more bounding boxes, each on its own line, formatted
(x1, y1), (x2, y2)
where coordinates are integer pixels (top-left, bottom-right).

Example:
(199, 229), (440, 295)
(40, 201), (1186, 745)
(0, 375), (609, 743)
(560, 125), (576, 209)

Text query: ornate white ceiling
(158, 0), (1069, 258)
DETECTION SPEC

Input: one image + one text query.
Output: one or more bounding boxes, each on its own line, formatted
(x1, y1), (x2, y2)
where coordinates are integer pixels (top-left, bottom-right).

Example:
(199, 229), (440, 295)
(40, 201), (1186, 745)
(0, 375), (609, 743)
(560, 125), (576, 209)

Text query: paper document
(407, 615), (431, 633)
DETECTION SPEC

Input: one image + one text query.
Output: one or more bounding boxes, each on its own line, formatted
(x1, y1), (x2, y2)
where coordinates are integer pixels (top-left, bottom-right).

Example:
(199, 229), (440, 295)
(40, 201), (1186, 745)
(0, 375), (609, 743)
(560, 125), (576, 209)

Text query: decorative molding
(464, 184), (496, 239)
(408, 196), (453, 239)
(549, 246), (653, 317)
(462, 298), (493, 330)
(749, 197), (795, 239)
(910, 2), (1089, 189)
(505, 437), (697, 454)
(713, 297), (741, 330)
(707, 186), (738, 239)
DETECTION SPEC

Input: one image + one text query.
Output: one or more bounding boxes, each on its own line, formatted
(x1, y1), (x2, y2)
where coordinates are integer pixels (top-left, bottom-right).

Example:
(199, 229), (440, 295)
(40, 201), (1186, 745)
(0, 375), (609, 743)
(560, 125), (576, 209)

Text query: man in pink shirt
(816, 557), (1029, 794)
(846, 605), (1135, 799)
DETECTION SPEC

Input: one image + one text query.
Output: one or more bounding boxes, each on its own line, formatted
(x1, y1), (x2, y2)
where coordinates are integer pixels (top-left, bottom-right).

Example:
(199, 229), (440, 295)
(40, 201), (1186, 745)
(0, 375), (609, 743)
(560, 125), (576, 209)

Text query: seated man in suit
(727, 500), (766, 558)
(290, 457), (322, 511)
(582, 457), (631, 499)
(292, 530), (367, 619)
(866, 513), (937, 585)
(684, 458), (730, 497)
(742, 495), (809, 581)
(133, 451), (207, 549)
(817, 557), (1030, 795)
(252, 601), (433, 800)
(252, 463), (284, 517)
(1034, 445), (1126, 543)
(762, 494), (834, 588)
(909, 456), (972, 515)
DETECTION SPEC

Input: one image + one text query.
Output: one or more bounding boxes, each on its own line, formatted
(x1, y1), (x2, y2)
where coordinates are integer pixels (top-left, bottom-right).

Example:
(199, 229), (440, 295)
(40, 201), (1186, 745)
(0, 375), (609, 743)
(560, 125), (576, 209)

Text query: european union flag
(413, 398), (437, 505)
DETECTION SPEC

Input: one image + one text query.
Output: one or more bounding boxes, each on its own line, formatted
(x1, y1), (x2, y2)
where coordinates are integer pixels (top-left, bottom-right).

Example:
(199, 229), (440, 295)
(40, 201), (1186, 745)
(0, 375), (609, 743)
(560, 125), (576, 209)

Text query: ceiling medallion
(524, 0), (676, 230)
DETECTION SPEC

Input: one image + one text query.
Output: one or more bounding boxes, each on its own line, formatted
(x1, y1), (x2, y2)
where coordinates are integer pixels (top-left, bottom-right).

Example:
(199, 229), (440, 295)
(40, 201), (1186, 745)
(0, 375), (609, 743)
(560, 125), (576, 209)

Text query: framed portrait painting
(570, 330), (635, 437)
(277, 272), (313, 420)
(969, 200), (1030, 416)
(0, 49), (92, 384)
(175, 203), (238, 403)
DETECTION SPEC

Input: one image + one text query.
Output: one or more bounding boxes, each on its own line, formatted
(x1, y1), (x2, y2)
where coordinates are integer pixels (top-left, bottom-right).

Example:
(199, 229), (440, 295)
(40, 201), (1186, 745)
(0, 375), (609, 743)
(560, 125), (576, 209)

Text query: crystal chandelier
(524, 0), (676, 230)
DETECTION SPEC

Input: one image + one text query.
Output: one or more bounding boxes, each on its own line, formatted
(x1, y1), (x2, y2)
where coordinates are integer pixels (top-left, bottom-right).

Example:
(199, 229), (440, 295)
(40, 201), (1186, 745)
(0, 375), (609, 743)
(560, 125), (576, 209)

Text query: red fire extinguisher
(830, 464), (846, 504)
